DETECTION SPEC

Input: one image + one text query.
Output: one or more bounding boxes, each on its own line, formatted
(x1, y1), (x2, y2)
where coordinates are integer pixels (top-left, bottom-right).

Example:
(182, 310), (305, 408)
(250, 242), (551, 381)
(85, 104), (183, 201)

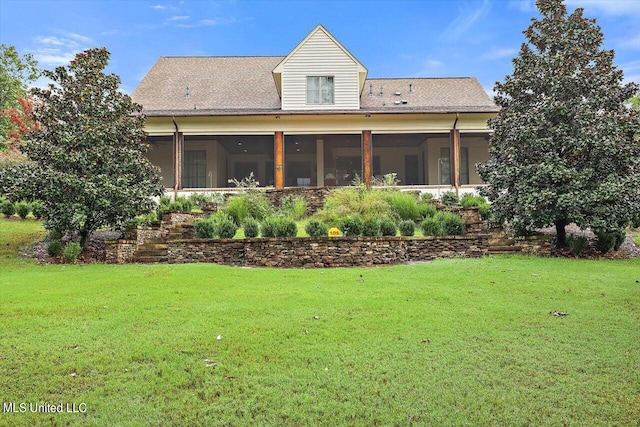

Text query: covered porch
(145, 130), (490, 194)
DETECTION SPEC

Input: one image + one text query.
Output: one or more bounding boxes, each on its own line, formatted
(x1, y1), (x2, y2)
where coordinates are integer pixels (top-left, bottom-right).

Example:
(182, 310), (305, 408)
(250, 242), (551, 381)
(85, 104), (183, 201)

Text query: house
(132, 24), (498, 194)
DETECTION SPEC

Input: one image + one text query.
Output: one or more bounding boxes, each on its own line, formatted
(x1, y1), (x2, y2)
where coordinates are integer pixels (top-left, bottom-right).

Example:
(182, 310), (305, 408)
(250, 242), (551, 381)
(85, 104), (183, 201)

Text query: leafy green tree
(0, 47), (163, 247)
(478, 0), (640, 247)
(0, 44), (39, 150)
(629, 95), (640, 110)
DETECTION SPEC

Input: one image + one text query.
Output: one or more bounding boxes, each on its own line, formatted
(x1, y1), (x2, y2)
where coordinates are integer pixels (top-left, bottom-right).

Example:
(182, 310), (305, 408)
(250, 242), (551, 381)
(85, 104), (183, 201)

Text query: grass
(0, 218), (639, 425)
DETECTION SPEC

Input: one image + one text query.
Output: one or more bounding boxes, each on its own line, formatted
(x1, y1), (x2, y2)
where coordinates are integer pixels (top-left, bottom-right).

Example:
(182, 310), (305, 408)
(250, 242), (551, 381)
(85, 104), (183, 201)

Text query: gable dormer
(273, 24), (367, 111)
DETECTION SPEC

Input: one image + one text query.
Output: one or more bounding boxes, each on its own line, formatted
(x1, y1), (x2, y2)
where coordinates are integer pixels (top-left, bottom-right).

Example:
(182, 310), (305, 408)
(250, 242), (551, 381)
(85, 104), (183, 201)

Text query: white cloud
(33, 51), (76, 67)
(65, 32), (95, 45)
(442, 0), (492, 40)
(566, 0), (640, 16)
(169, 15), (189, 21)
(30, 31), (94, 67)
(482, 47), (518, 60)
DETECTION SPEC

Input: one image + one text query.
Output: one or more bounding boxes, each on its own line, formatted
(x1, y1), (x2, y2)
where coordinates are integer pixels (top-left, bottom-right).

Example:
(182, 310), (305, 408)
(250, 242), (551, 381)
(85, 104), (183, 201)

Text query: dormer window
(306, 76), (334, 104)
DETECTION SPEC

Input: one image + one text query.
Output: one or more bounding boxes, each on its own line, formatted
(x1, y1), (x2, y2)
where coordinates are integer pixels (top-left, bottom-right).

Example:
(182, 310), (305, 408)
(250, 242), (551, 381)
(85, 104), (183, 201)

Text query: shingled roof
(132, 56), (498, 116)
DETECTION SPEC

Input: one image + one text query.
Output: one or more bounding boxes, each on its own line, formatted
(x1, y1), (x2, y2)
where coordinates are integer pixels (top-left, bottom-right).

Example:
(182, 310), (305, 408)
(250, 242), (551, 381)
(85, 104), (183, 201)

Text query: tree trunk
(79, 229), (90, 249)
(555, 219), (568, 248)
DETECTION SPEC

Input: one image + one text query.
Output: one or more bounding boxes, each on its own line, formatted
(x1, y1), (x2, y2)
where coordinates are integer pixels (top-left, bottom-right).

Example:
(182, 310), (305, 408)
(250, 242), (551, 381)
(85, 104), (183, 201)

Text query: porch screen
(439, 147), (469, 185)
(183, 150), (206, 188)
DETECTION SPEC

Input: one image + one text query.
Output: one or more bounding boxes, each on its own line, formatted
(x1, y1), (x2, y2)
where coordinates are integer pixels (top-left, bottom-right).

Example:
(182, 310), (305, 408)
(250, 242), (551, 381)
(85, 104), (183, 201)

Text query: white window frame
(306, 76), (334, 105)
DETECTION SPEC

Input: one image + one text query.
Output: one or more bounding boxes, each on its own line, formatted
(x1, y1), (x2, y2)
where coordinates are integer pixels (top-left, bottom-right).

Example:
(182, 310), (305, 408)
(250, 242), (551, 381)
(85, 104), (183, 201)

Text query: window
(306, 76), (334, 104)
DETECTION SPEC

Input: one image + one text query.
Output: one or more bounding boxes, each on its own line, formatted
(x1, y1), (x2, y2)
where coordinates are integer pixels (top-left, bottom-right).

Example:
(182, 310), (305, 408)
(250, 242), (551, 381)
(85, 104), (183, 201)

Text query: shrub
(305, 219), (328, 237)
(243, 218), (260, 238)
(260, 216), (297, 238)
(128, 211), (158, 227)
(318, 187), (389, 224)
(260, 217), (278, 238)
(281, 195), (308, 221)
(218, 218), (238, 239)
(440, 191), (459, 206)
(613, 230), (626, 251)
(224, 192), (272, 225)
(170, 196), (193, 212)
(277, 216), (298, 237)
(158, 195), (194, 215)
(379, 218), (397, 236)
(63, 242), (82, 262)
(362, 218), (380, 236)
(478, 203), (491, 220)
(421, 211), (465, 236)
(595, 231), (617, 254)
(194, 219), (216, 238)
(46, 240), (63, 257)
(339, 215), (364, 236)
(31, 201), (45, 219)
(385, 191), (421, 221)
(398, 220), (416, 236)
(420, 192), (434, 201)
(417, 202), (437, 219)
(567, 234), (588, 256)
(16, 201), (30, 219)
(460, 194), (487, 207)
(440, 211), (466, 235)
(224, 195), (250, 225)
(1, 200), (16, 217)
(421, 217), (443, 236)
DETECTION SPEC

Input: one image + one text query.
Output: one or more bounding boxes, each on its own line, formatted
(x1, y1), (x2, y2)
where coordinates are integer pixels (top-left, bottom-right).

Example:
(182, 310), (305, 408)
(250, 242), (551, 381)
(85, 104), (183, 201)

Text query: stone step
(138, 243), (168, 250)
(132, 256), (169, 263)
(144, 238), (167, 245)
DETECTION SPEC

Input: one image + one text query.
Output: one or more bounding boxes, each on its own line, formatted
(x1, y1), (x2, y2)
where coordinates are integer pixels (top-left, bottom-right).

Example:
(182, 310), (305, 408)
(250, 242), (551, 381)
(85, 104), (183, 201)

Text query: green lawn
(0, 218), (639, 426)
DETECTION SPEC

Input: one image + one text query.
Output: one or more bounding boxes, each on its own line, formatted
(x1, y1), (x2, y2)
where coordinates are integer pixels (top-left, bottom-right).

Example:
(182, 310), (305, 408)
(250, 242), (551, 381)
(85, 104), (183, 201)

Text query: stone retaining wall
(105, 239), (137, 264)
(125, 226), (162, 245)
(167, 235), (489, 267)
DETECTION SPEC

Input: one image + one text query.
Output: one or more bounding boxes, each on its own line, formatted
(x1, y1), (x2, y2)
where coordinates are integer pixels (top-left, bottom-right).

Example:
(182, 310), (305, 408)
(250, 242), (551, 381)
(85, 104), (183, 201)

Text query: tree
(478, 0), (640, 247)
(0, 44), (40, 150)
(629, 95), (640, 110)
(0, 47), (163, 247)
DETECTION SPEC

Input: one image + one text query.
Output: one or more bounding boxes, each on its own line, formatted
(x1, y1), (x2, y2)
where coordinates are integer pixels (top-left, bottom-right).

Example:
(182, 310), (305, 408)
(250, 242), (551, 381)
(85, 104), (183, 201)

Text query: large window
(306, 76), (334, 104)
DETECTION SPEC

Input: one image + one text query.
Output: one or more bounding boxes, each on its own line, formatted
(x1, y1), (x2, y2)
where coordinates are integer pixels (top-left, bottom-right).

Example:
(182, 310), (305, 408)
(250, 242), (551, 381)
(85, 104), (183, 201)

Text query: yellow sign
(328, 227), (342, 237)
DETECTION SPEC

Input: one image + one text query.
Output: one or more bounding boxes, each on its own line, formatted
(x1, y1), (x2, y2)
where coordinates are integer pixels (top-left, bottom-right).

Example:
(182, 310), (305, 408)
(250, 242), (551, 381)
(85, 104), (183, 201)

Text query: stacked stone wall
(167, 235), (489, 267)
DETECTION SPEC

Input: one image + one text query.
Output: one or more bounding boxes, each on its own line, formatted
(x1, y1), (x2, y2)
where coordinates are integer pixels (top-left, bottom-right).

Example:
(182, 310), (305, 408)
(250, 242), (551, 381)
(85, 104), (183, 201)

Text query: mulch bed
(28, 230), (122, 264)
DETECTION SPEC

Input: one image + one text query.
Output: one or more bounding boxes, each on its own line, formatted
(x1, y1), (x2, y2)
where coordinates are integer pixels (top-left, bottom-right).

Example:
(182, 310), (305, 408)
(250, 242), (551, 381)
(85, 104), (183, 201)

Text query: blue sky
(1, 0), (638, 96)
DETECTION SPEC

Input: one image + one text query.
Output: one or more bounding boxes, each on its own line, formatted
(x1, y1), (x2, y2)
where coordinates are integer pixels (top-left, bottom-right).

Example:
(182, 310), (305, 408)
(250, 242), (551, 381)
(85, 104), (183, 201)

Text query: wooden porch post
(275, 131), (284, 189)
(450, 129), (460, 192)
(362, 130), (372, 188)
(174, 131), (183, 191)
